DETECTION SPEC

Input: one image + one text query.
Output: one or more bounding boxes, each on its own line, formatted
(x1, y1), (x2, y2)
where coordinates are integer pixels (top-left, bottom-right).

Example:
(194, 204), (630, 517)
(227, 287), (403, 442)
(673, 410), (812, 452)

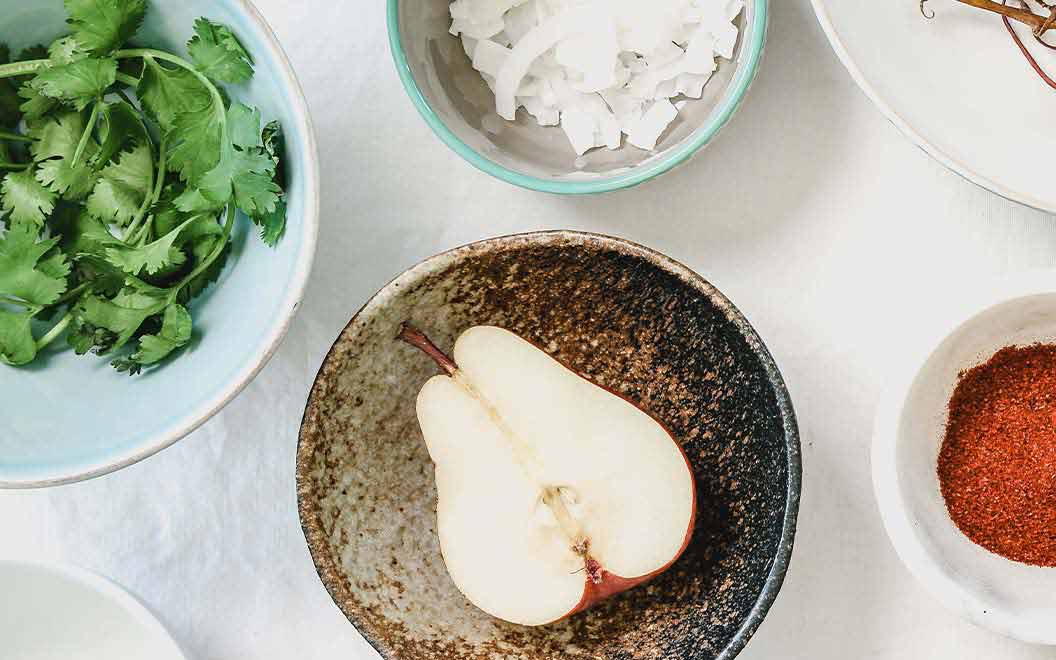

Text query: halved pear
(399, 324), (697, 627)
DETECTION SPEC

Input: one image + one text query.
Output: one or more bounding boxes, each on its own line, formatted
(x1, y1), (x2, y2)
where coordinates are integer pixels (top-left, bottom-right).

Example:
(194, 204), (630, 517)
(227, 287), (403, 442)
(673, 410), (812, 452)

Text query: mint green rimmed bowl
(388, 1), (768, 194)
(0, 0), (318, 489)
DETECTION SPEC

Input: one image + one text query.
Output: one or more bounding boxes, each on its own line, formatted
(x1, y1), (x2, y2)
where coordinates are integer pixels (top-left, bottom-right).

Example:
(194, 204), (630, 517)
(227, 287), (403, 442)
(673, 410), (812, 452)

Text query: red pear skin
(561, 436), (697, 623)
(398, 322), (699, 624)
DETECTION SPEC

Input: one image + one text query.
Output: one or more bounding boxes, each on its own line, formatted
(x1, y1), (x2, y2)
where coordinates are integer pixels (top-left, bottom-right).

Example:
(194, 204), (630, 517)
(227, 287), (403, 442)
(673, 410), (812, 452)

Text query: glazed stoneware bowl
(0, 0), (319, 488)
(874, 272), (1056, 645)
(298, 232), (801, 660)
(387, 1), (768, 194)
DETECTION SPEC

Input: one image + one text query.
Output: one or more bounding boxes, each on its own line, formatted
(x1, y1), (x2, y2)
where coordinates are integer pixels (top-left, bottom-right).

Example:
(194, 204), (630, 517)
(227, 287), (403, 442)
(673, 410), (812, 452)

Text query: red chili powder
(938, 344), (1056, 567)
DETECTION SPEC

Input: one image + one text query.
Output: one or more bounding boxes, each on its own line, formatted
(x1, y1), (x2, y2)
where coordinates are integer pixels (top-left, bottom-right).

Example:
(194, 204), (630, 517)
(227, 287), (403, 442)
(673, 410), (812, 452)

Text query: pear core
(401, 324), (697, 627)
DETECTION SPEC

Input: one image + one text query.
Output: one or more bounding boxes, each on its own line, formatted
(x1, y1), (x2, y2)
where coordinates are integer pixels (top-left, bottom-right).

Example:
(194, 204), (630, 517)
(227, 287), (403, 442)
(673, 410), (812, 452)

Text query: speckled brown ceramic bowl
(297, 231), (801, 660)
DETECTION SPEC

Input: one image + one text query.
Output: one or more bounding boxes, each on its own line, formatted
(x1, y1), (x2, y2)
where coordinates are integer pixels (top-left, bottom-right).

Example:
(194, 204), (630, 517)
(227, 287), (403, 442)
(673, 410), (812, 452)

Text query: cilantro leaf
(170, 186), (214, 213)
(105, 216), (194, 276)
(30, 110), (100, 200)
(72, 286), (167, 353)
(252, 121), (287, 247)
(54, 206), (114, 257)
(228, 103), (262, 148)
(262, 121), (285, 173)
(0, 307), (36, 365)
(31, 57), (116, 110)
(85, 142), (152, 225)
(30, 110), (93, 164)
(36, 157), (97, 201)
(93, 101), (147, 167)
(187, 18), (253, 84)
(137, 56), (210, 133)
(36, 245), (71, 282)
(113, 302), (191, 373)
(2, 168), (57, 229)
(188, 147), (277, 213)
(174, 103), (280, 216)
(231, 154), (280, 216)
(179, 235), (228, 303)
(64, 0), (147, 56)
(0, 224), (68, 306)
(67, 316), (114, 355)
(75, 255), (125, 297)
(167, 101), (223, 183)
(253, 194), (286, 248)
(18, 83), (58, 120)
(48, 37), (86, 65)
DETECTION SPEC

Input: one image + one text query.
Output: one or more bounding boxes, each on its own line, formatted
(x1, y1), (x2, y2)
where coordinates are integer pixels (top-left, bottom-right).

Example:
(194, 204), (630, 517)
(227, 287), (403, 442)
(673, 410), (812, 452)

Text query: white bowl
(873, 272), (1056, 645)
(0, 561), (186, 659)
(388, 0), (768, 194)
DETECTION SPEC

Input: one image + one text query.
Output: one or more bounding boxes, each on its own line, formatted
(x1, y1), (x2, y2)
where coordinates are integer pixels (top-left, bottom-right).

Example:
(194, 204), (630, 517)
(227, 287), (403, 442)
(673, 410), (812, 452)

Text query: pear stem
(397, 323), (458, 376)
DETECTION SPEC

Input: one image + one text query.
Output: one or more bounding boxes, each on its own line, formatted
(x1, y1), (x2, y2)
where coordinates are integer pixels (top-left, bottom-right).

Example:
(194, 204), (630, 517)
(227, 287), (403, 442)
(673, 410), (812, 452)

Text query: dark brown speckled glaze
(297, 231), (801, 660)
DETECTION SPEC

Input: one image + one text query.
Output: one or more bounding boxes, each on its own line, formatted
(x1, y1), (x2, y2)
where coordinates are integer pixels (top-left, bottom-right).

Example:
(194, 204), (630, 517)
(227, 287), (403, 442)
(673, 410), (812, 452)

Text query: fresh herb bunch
(0, 0), (288, 374)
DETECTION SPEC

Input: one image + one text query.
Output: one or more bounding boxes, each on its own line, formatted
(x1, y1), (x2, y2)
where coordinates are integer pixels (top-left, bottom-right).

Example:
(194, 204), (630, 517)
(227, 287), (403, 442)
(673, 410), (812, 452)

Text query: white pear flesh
(414, 326), (696, 627)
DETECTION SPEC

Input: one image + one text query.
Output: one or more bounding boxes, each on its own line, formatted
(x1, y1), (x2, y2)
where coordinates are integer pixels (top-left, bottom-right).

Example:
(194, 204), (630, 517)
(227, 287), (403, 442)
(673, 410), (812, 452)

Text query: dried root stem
(922, 0), (1056, 89)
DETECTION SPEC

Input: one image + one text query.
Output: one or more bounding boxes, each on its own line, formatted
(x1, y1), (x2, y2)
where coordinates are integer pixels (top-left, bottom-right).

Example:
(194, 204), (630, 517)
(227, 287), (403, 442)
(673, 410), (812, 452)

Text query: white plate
(812, 0), (1056, 213)
(0, 562), (187, 660)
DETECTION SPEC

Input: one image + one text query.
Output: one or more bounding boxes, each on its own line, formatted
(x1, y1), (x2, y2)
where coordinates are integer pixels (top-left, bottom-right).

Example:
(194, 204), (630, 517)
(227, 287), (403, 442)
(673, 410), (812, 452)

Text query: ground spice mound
(938, 344), (1056, 567)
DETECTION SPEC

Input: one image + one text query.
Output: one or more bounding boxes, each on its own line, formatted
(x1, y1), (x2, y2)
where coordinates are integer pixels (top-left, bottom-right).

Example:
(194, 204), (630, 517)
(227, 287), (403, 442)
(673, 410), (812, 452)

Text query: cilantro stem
(51, 283), (88, 307)
(72, 102), (101, 167)
(124, 140), (158, 244)
(152, 137), (168, 202)
(116, 50), (228, 144)
(0, 161), (29, 171)
(127, 217), (150, 246)
(125, 138), (166, 246)
(0, 130), (34, 143)
(115, 72), (139, 87)
(35, 311), (72, 351)
(175, 203), (235, 294)
(0, 59), (50, 79)
(114, 87), (138, 109)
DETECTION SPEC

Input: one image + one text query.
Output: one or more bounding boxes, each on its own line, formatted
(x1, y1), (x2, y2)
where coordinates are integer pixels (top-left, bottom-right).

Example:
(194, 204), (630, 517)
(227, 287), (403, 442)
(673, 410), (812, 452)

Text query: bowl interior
(0, 0), (316, 487)
(895, 293), (1056, 638)
(298, 232), (799, 660)
(391, 0), (762, 188)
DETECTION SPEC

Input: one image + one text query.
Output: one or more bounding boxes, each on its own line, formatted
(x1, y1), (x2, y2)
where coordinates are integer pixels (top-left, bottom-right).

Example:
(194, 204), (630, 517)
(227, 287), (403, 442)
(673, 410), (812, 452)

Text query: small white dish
(812, 0), (1056, 213)
(0, 561), (186, 660)
(873, 272), (1056, 645)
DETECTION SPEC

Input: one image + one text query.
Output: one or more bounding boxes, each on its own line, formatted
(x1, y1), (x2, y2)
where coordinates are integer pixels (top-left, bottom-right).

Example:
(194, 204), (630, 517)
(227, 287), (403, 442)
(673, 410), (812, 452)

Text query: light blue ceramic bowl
(0, 0), (319, 488)
(388, 0), (768, 194)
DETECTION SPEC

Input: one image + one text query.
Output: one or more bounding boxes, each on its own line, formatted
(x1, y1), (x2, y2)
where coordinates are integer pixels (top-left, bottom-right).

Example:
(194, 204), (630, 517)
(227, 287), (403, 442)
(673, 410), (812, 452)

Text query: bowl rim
(296, 230), (801, 659)
(872, 270), (1056, 646)
(0, 0), (321, 490)
(386, 1), (769, 195)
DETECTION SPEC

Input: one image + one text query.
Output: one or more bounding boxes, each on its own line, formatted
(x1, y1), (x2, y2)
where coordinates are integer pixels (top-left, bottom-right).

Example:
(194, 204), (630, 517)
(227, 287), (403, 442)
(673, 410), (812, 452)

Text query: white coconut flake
(627, 99), (679, 151)
(473, 40), (511, 79)
(451, 0), (743, 155)
(561, 109), (600, 156)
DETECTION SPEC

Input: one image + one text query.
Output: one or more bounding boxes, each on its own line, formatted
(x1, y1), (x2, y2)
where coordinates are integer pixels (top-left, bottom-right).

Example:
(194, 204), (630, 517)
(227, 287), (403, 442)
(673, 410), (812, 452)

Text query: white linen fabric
(2, 1), (1055, 659)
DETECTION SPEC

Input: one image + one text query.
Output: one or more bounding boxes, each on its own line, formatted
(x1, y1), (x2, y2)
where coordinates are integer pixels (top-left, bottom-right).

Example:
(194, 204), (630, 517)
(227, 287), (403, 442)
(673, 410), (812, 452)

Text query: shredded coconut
(449, 0), (744, 155)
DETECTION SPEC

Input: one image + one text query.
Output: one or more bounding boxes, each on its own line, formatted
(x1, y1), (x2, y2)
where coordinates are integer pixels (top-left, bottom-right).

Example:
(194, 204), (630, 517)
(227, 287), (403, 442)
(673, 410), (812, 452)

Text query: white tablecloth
(4, 1), (1056, 659)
